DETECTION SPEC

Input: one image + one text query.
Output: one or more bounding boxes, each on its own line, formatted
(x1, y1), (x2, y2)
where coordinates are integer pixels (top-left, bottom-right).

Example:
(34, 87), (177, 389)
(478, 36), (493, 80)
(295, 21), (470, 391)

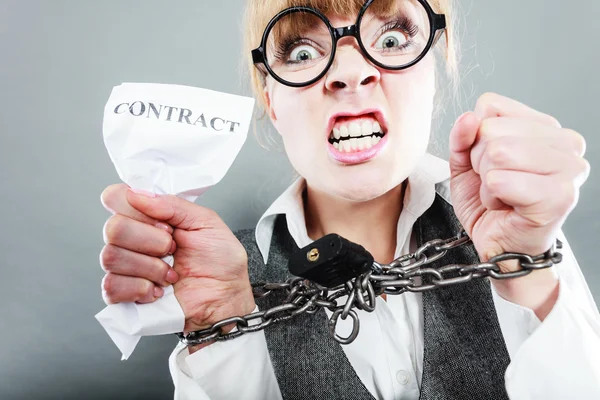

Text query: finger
(102, 273), (164, 305)
(126, 190), (222, 231)
(474, 92), (561, 128)
(103, 214), (174, 257)
(449, 111), (482, 177)
(479, 182), (508, 212)
(471, 118), (586, 174)
(100, 244), (179, 286)
(101, 184), (174, 234)
(479, 155), (589, 213)
(476, 136), (574, 177)
(482, 170), (578, 227)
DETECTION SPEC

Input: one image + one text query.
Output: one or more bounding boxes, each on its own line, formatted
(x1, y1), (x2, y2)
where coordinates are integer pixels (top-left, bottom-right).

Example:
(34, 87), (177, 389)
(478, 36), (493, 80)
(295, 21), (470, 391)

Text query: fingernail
(129, 188), (156, 198)
(166, 269), (179, 284)
(169, 241), (176, 255)
(154, 286), (164, 298)
(155, 222), (173, 234)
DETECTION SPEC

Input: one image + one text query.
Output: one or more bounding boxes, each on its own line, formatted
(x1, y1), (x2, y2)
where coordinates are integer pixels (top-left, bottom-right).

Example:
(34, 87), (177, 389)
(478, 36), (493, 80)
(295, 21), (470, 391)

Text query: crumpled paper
(95, 82), (255, 359)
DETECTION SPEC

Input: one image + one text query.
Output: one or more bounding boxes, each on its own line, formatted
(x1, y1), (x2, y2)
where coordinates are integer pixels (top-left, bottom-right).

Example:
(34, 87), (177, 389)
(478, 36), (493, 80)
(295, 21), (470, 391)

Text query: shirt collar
(254, 152), (451, 264)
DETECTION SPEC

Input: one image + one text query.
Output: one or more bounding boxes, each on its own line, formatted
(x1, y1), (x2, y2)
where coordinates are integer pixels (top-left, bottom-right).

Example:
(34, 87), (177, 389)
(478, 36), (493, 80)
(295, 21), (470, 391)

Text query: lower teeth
(331, 133), (384, 152)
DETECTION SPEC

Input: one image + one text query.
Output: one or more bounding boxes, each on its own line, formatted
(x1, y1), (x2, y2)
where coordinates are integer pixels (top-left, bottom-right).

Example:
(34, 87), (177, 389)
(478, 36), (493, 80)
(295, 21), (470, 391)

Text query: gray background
(0, 1), (598, 399)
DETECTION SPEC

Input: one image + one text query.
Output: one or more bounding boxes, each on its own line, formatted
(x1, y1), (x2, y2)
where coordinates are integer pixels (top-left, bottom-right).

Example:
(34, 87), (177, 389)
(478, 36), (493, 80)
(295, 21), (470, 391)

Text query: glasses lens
(360, 0), (432, 68)
(264, 10), (333, 85)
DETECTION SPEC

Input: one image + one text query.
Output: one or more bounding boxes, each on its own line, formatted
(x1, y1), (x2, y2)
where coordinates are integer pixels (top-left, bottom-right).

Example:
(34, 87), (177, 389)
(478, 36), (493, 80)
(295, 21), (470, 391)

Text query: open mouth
(327, 113), (387, 153)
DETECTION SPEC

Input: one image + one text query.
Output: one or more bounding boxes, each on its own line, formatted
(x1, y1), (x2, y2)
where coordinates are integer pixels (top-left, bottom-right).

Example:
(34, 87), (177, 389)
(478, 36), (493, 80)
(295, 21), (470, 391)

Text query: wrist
(184, 286), (256, 351)
(187, 296), (256, 355)
(491, 263), (559, 321)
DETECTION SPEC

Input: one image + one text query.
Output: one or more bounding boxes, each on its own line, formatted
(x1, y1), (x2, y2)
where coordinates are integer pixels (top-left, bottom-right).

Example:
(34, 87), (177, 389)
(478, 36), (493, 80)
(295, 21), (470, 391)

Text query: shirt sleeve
(168, 307), (283, 400)
(491, 230), (600, 399)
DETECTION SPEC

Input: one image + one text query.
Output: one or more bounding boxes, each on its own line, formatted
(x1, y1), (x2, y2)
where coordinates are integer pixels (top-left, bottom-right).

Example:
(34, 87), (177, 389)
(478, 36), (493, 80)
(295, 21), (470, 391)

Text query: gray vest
(235, 193), (511, 399)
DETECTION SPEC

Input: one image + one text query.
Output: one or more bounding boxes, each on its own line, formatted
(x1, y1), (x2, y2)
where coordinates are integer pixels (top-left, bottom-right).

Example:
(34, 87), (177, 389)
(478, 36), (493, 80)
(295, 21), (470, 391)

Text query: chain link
(176, 232), (563, 346)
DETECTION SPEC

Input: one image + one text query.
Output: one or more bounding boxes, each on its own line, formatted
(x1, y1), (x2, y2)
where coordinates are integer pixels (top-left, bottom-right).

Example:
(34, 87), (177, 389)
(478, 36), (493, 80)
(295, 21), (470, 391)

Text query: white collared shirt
(169, 153), (600, 400)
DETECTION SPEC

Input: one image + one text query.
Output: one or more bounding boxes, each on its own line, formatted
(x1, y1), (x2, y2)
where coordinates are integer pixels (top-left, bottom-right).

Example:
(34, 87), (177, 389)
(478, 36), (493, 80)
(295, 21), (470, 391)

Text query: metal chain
(176, 231), (563, 346)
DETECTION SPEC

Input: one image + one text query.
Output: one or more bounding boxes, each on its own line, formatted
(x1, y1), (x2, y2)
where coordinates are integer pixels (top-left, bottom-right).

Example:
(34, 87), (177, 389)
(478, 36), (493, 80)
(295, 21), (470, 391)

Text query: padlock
(288, 234), (374, 288)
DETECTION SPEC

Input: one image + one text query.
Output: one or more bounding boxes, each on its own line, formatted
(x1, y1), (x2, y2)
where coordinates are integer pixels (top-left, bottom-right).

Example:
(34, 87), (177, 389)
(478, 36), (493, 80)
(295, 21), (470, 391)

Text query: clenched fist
(449, 93), (589, 267)
(448, 92), (590, 319)
(100, 184), (255, 333)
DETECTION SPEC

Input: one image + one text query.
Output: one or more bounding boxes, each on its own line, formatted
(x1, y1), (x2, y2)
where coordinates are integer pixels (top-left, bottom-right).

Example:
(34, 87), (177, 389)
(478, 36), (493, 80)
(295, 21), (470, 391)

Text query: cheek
(269, 84), (322, 152)
(384, 57), (435, 118)
(383, 58), (436, 142)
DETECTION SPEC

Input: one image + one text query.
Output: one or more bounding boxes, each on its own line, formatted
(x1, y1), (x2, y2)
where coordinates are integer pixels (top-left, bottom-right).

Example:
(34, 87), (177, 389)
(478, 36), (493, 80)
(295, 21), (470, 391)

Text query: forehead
(267, 0), (363, 16)
(264, 0), (405, 20)
(263, 0), (424, 41)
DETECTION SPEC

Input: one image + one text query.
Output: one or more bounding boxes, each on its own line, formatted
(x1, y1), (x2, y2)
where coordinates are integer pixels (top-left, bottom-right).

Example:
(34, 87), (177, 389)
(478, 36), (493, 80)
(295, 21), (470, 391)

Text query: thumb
(448, 111), (481, 178)
(126, 189), (218, 230)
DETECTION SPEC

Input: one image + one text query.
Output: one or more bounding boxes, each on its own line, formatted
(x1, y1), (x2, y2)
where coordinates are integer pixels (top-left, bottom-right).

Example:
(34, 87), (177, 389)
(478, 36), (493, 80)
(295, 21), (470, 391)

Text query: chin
(318, 168), (402, 203)
(330, 184), (392, 203)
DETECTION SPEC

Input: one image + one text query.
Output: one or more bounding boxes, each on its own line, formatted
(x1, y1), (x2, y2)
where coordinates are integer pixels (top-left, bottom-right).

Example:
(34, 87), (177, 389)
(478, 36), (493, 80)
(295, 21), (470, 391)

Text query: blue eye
(289, 45), (320, 62)
(375, 31), (408, 50)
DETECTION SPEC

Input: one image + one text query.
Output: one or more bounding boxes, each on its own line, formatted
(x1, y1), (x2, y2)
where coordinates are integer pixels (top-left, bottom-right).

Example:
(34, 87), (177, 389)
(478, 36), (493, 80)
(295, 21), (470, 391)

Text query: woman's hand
(448, 93), (590, 318)
(100, 184), (255, 333)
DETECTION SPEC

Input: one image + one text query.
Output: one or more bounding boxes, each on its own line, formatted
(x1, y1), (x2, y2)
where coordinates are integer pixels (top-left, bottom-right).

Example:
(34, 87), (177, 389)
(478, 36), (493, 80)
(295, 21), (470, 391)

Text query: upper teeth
(332, 120), (382, 140)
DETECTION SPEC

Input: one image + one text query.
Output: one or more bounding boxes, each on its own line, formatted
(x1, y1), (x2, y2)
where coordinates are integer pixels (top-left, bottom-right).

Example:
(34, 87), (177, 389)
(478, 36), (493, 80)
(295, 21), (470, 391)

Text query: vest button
(396, 370), (410, 385)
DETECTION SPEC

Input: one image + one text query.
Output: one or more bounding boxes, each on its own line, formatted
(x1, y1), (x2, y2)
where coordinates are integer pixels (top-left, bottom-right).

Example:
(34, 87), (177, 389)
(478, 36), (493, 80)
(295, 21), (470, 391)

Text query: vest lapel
(417, 194), (511, 400)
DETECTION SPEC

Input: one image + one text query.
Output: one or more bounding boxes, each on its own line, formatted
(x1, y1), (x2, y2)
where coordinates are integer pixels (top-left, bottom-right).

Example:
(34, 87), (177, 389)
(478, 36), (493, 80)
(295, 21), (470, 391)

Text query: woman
(99, 0), (599, 399)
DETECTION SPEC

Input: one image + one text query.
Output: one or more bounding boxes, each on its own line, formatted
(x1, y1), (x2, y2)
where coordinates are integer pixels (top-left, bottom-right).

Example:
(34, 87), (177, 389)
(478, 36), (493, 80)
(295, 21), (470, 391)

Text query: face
(265, 2), (437, 203)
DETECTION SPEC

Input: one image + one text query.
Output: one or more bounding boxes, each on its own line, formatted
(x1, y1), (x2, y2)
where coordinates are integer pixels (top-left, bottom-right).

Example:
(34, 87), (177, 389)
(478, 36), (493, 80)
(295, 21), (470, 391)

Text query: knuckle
(574, 157), (591, 184)
(101, 290), (112, 305)
(159, 235), (173, 256)
(487, 142), (511, 167)
(478, 117), (495, 137)
(187, 205), (221, 230)
(578, 135), (588, 157)
(479, 91), (499, 105)
(477, 92), (499, 113)
(102, 273), (115, 296)
(562, 127), (577, 137)
(138, 280), (154, 299)
(565, 129), (586, 156)
(485, 171), (504, 193)
(153, 258), (169, 282)
(580, 157), (591, 176)
(103, 214), (126, 244)
(101, 184), (127, 211)
(99, 245), (120, 272)
(161, 195), (181, 223)
(545, 115), (562, 129)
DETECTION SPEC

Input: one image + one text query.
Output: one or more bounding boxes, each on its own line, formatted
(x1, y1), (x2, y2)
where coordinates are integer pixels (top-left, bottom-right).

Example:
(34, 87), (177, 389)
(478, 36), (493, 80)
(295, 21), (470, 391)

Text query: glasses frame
(251, 0), (447, 88)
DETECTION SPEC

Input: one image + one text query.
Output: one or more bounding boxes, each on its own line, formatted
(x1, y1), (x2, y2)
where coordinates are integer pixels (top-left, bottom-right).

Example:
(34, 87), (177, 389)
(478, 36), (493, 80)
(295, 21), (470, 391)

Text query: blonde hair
(243, 0), (458, 106)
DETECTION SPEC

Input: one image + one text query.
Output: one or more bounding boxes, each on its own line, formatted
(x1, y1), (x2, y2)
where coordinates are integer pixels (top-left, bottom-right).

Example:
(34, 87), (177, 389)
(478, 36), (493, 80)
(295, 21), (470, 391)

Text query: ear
(264, 86), (277, 122)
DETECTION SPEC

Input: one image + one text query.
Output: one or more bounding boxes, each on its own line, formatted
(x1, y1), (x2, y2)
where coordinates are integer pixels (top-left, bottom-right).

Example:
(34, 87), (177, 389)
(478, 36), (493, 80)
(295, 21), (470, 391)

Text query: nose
(325, 37), (380, 93)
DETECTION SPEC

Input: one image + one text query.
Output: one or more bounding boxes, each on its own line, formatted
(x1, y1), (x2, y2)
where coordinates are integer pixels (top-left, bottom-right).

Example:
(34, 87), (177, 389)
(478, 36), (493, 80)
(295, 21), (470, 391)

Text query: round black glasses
(251, 0), (446, 88)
